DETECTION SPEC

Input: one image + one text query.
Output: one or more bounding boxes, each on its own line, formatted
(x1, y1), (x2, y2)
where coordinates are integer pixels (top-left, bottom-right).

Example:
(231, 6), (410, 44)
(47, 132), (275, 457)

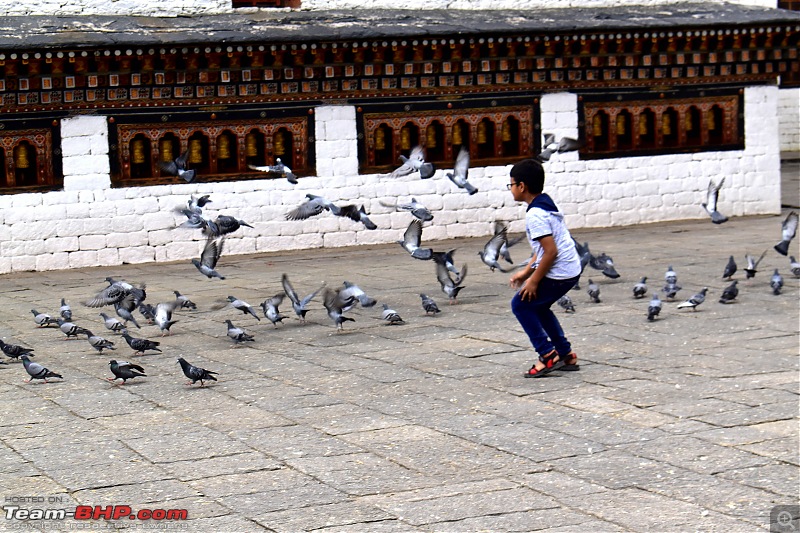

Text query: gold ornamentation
(131, 139), (146, 164)
(188, 139), (203, 164)
(375, 127), (386, 150)
(477, 121), (488, 144)
(452, 123), (463, 145)
(217, 134), (231, 160)
(14, 144), (29, 169)
(426, 124), (437, 149)
(159, 138), (173, 162)
(274, 131), (286, 156)
(400, 126), (411, 150)
(245, 132), (258, 157)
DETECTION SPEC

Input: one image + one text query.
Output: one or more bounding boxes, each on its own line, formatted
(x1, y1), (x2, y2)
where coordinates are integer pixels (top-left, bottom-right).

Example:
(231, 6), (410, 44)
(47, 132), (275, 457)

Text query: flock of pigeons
(2, 138), (796, 386)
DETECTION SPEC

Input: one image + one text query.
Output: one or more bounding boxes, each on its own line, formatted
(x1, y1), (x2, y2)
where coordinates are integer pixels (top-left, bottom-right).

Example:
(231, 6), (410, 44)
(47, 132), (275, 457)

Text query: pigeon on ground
(665, 265), (678, 285)
(719, 280), (739, 304)
(260, 294), (287, 327)
(647, 294), (662, 321)
(248, 158), (298, 184)
(431, 249), (461, 277)
(419, 293), (440, 315)
(57, 319), (91, 340)
(381, 197), (434, 222)
(138, 303), (157, 324)
(177, 357), (218, 387)
(774, 211), (798, 256)
(587, 279), (601, 303)
(336, 204), (377, 230)
(571, 240), (591, 290)
(789, 256), (800, 278)
(31, 309), (58, 328)
(21, 355), (62, 383)
(154, 302), (180, 336)
(770, 269), (784, 295)
(381, 304), (404, 325)
(390, 145), (435, 179)
(446, 146), (478, 195)
(537, 134), (582, 162)
(322, 289), (356, 332)
(723, 255), (737, 280)
(107, 360), (146, 385)
(227, 296), (260, 321)
(340, 282), (377, 309)
(120, 331), (162, 355)
(677, 287), (709, 311)
(0, 339), (35, 360)
(398, 219), (433, 260)
(205, 215), (253, 237)
(114, 295), (141, 329)
(479, 224), (515, 273)
(661, 282), (682, 300)
(702, 178), (728, 224)
(85, 278), (146, 308)
(59, 299), (72, 321)
(85, 331), (116, 353)
(744, 250), (767, 279)
(225, 320), (255, 344)
(99, 312), (125, 333)
(159, 149), (196, 183)
(282, 274), (324, 324)
(193, 236), (226, 280)
(589, 252), (620, 279)
(285, 194), (342, 221)
(173, 291), (197, 310)
(632, 277), (648, 299)
(557, 294), (576, 313)
(435, 257), (467, 304)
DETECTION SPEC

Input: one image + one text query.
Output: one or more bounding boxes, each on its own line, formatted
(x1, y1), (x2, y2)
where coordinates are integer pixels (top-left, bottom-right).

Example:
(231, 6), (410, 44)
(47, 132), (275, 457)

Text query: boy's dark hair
(510, 159), (545, 193)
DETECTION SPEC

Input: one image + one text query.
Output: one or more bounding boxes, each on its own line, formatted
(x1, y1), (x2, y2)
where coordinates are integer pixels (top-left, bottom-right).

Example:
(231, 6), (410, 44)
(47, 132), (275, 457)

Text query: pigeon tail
(774, 240), (791, 256)
(710, 211), (728, 224)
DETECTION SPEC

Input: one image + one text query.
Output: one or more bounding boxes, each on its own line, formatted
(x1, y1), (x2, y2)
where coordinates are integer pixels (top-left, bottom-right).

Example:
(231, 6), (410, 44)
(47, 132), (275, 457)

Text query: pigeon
(677, 287), (709, 311)
(107, 359), (146, 384)
(178, 208), (218, 234)
(282, 274), (324, 324)
(205, 215), (253, 237)
(390, 145), (435, 179)
(21, 355), (62, 383)
(0, 339), (35, 360)
(322, 289), (356, 331)
(647, 293), (662, 321)
(587, 279), (601, 303)
(85, 331), (116, 353)
(31, 309), (58, 328)
(173, 291), (197, 310)
(120, 331), (162, 355)
(431, 249), (460, 277)
(632, 277), (648, 299)
(381, 197), (434, 222)
(661, 282), (682, 300)
(446, 146), (478, 195)
(227, 296), (260, 321)
(159, 149), (196, 183)
(114, 295), (141, 329)
(537, 133), (582, 162)
(286, 194), (342, 221)
(138, 303), (157, 324)
(479, 225), (514, 273)
(248, 158), (298, 184)
(99, 312), (126, 333)
(57, 319), (91, 340)
(435, 257), (467, 304)
(59, 299), (72, 321)
(398, 219), (433, 260)
(665, 265), (678, 285)
(744, 250), (767, 279)
(496, 223), (525, 266)
(260, 294), (286, 327)
(789, 256), (800, 278)
(419, 293), (440, 315)
(154, 302), (180, 335)
(702, 177), (728, 224)
(336, 204), (377, 230)
(340, 282), (377, 309)
(770, 269), (784, 295)
(193, 236), (226, 280)
(774, 211), (798, 256)
(723, 255), (737, 280)
(85, 278), (146, 308)
(381, 304), (404, 325)
(187, 194), (212, 214)
(557, 294), (576, 313)
(719, 280), (739, 304)
(589, 252), (620, 279)
(571, 240), (591, 290)
(225, 320), (255, 344)
(177, 357), (218, 387)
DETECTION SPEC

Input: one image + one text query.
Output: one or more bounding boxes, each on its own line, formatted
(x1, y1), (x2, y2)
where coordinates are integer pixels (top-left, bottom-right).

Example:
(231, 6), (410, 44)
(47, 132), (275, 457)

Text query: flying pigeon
(260, 294), (287, 327)
(495, 222), (525, 265)
(431, 249), (460, 277)
(187, 194), (212, 214)
(435, 257), (467, 304)
(57, 319), (91, 340)
(381, 304), (404, 325)
(774, 211), (798, 256)
(85, 331), (116, 353)
(285, 194), (342, 221)
(227, 296), (260, 321)
(340, 282), (377, 309)
(571, 240), (591, 290)
(390, 145), (435, 179)
(322, 288), (356, 331)
(59, 299), (72, 321)
(479, 224), (515, 273)
(744, 250), (767, 279)
(248, 158), (298, 184)
(587, 279), (601, 303)
(159, 149), (196, 183)
(114, 295), (141, 329)
(702, 178), (728, 224)
(177, 357), (218, 387)
(661, 282), (682, 300)
(120, 331), (162, 356)
(789, 256), (800, 278)
(84, 278), (146, 308)
(647, 293), (662, 321)
(380, 197), (434, 222)
(557, 294), (576, 313)
(178, 208), (218, 234)
(0, 339), (35, 360)
(770, 269), (784, 295)
(99, 312), (125, 333)
(173, 291), (197, 310)
(205, 215), (253, 237)
(154, 302), (180, 336)
(21, 355), (62, 383)
(225, 320), (255, 344)
(419, 293), (440, 315)
(719, 280), (739, 304)
(537, 133), (582, 162)
(446, 146), (478, 195)
(282, 274), (324, 324)
(398, 219), (433, 260)
(723, 255), (737, 280)
(589, 252), (620, 279)
(677, 287), (708, 311)
(192, 236), (226, 280)
(335, 204), (377, 230)
(632, 277), (648, 299)
(107, 359), (146, 385)
(31, 309), (58, 328)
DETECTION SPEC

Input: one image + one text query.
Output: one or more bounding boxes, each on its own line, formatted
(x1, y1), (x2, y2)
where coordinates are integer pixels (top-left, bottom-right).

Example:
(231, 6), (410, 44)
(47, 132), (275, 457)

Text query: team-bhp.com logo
(4, 498), (188, 524)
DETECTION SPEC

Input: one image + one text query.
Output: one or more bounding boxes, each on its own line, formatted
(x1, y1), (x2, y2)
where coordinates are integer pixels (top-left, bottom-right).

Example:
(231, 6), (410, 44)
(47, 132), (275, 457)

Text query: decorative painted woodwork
(0, 119), (61, 192)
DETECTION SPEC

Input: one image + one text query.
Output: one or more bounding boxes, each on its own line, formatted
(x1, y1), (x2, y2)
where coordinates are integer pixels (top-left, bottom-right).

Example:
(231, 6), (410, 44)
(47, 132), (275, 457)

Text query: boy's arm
(509, 253), (537, 288)
(518, 235), (557, 301)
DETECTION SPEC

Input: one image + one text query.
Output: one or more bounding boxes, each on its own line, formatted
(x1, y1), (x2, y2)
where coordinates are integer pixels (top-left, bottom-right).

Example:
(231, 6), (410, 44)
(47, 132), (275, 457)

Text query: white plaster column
(314, 105), (359, 178)
(60, 115), (112, 191)
(744, 84), (782, 215)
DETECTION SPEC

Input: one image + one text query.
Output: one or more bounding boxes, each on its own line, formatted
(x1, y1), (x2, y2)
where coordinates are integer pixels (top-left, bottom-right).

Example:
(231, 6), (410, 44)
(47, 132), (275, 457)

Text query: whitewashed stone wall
(0, 87), (782, 274)
(778, 87), (800, 154)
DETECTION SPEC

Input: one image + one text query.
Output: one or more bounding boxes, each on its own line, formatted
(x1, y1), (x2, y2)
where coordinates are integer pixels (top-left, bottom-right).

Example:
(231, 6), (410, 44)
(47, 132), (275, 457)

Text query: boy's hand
(509, 270), (527, 290)
(519, 278), (538, 301)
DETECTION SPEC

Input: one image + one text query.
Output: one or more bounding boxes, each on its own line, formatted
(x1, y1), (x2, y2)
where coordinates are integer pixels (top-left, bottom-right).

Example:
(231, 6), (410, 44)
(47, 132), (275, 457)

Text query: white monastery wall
(0, 87), (781, 274)
(778, 87), (800, 154)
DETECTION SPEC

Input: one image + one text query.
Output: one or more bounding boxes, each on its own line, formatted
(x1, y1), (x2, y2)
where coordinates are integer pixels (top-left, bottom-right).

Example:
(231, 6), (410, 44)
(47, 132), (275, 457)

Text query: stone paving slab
(0, 207), (797, 532)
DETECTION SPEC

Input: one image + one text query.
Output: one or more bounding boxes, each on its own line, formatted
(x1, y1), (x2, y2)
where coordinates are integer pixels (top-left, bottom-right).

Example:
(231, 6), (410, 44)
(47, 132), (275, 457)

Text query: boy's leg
(510, 292), (555, 356)
(528, 276), (580, 361)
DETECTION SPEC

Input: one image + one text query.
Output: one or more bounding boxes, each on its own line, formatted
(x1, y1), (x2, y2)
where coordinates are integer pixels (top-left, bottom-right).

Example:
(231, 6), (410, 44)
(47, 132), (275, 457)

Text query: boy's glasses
(506, 182), (520, 190)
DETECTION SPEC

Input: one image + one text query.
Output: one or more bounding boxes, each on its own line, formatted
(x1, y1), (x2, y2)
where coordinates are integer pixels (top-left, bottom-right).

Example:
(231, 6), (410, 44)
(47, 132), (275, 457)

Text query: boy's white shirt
(525, 205), (582, 280)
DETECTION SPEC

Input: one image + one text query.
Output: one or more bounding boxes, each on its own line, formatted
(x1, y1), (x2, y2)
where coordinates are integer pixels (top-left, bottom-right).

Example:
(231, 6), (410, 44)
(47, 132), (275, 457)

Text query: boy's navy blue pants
(511, 275), (579, 358)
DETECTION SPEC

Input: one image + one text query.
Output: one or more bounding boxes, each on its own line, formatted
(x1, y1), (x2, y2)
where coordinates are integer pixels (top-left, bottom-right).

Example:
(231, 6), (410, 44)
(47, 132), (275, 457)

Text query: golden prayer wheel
(131, 139), (146, 164)
(14, 144), (29, 169)
(188, 138), (203, 164)
(425, 124), (437, 149)
(375, 127), (386, 150)
(400, 126), (411, 150)
(245, 133), (258, 157)
(477, 121), (488, 144)
(616, 114), (626, 136)
(274, 131), (286, 156)
(707, 112), (716, 131)
(452, 123), (463, 145)
(217, 134), (231, 160)
(501, 120), (512, 142)
(662, 114), (672, 136)
(685, 113), (694, 132)
(638, 114), (648, 136)
(159, 138), (173, 162)
(592, 115), (603, 137)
